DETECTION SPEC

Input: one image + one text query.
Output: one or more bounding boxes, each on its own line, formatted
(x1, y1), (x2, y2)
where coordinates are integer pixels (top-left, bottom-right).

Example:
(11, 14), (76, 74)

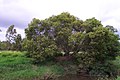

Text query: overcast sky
(0, 0), (120, 41)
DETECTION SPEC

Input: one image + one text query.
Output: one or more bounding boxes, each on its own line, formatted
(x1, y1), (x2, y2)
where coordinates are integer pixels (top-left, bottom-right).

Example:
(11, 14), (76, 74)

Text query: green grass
(0, 51), (64, 80)
(116, 77), (120, 80)
(1, 51), (120, 80)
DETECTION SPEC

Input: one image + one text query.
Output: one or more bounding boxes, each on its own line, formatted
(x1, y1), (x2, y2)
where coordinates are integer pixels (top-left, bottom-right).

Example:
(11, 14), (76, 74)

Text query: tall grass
(1, 51), (120, 80)
(0, 51), (64, 80)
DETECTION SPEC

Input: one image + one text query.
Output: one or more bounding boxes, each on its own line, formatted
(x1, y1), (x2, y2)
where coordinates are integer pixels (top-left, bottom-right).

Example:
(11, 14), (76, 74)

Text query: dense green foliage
(24, 12), (120, 78)
(0, 12), (120, 79)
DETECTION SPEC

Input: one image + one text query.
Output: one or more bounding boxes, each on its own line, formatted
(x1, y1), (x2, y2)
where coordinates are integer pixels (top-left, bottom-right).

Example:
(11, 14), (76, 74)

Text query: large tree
(25, 12), (120, 78)
(6, 25), (22, 50)
(6, 25), (17, 50)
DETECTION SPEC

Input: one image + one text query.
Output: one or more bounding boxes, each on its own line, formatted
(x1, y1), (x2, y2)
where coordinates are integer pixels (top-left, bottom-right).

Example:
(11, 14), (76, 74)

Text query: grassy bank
(0, 51), (64, 80)
(0, 51), (120, 80)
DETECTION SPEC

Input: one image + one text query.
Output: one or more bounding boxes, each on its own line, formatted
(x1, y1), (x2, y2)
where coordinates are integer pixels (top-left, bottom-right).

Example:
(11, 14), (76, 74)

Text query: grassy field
(0, 51), (65, 80)
(117, 77), (120, 80)
(0, 51), (120, 80)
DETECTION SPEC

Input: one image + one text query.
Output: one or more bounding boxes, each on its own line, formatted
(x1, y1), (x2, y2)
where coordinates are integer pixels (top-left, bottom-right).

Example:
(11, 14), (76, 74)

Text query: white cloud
(0, 27), (6, 41)
(16, 28), (25, 39)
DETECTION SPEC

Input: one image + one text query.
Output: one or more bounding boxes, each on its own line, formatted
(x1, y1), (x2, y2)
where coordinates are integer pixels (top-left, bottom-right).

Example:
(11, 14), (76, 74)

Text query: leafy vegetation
(0, 12), (120, 79)
(0, 51), (64, 80)
(24, 12), (120, 78)
(0, 51), (120, 80)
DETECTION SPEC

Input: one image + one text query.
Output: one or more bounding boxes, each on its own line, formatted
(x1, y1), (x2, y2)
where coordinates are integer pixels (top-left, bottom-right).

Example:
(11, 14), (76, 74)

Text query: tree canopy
(24, 12), (120, 78)
(5, 25), (22, 50)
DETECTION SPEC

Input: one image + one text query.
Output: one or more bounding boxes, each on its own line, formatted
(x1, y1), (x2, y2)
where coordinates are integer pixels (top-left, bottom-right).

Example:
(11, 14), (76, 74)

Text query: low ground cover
(0, 51), (120, 80)
(0, 51), (64, 80)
